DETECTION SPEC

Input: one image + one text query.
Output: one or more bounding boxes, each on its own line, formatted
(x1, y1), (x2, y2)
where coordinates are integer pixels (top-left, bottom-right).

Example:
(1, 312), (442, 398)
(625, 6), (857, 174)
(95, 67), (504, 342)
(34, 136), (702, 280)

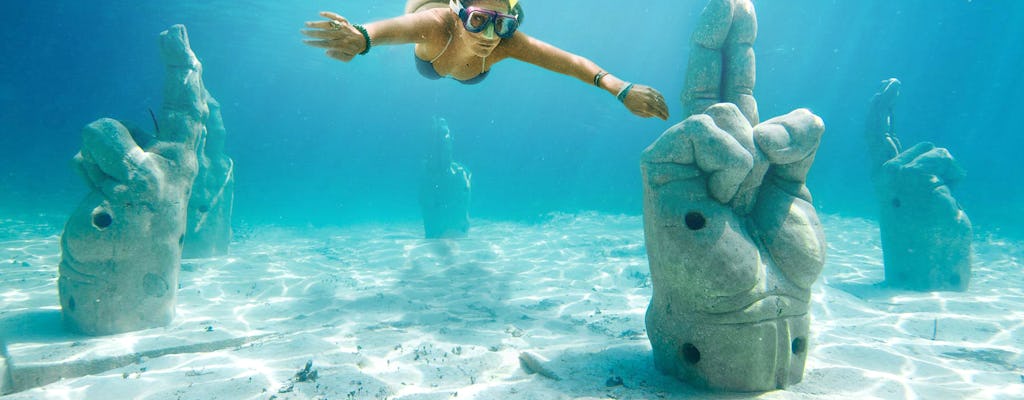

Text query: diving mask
(449, 0), (519, 39)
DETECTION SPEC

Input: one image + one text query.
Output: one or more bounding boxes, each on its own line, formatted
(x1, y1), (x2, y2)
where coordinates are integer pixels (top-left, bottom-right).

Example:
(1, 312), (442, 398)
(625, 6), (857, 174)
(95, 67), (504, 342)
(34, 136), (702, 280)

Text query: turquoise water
(2, 2), (1024, 398)
(1, 1), (1021, 232)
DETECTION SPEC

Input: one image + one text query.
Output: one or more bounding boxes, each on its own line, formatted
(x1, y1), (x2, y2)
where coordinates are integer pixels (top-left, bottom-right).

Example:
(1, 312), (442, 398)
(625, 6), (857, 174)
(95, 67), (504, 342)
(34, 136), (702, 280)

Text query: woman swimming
(302, 0), (670, 120)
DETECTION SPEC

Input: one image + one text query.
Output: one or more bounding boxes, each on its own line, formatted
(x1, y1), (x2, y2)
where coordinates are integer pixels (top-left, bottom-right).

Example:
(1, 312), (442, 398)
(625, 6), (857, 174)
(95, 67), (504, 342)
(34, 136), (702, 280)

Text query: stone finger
(687, 115), (753, 203)
(702, 103), (765, 211)
(73, 153), (106, 189)
(903, 146), (966, 183)
(80, 119), (145, 184)
(754, 109), (824, 184)
(691, 0), (735, 49)
(751, 183), (826, 289)
(682, 46), (724, 117)
(724, 44), (757, 125)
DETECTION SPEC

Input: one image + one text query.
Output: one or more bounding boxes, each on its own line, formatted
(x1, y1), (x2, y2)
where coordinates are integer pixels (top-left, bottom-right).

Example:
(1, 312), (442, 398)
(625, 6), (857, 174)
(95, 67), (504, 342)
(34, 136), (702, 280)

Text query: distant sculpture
(183, 94), (234, 258)
(58, 25), (210, 335)
(418, 117), (471, 239)
(865, 78), (972, 291)
(643, 0), (826, 391)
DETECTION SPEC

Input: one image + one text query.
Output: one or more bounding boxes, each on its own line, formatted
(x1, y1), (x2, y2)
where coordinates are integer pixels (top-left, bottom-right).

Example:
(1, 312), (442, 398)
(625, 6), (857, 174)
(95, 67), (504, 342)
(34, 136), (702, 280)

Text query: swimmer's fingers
(301, 29), (340, 40)
(302, 11), (359, 62)
(305, 16), (348, 31)
(304, 20), (335, 30)
(326, 49), (357, 62)
(319, 12), (350, 24)
(303, 40), (355, 61)
(647, 87), (670, 120)
(303, 39), (338, 49)
(625, 85), (670, 121)
(304, 12), (350, 34)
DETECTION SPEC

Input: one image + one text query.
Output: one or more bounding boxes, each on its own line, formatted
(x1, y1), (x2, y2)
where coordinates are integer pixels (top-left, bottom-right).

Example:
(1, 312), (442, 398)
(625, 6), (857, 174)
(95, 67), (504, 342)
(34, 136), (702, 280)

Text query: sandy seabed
(1, 212), (1022, 400)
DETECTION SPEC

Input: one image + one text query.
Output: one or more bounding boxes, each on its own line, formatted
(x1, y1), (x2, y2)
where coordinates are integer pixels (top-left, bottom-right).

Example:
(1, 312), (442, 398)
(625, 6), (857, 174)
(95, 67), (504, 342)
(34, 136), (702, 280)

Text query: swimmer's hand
(302, 11), (367, 62)
(622, 84), (670, 121)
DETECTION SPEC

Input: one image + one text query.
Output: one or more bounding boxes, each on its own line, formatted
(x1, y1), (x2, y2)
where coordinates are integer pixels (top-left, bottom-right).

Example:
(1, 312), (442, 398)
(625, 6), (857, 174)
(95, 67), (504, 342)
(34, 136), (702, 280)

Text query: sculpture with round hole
(640, 0), (826, 391)
(641, 103), (825, 392)
(864, 78), (972, 291)
(58, 25), (209, 335)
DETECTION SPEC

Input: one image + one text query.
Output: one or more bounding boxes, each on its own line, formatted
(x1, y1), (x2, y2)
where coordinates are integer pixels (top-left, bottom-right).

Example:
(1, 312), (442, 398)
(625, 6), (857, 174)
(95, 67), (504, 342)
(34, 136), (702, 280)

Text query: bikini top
(415, 32), (489, 85)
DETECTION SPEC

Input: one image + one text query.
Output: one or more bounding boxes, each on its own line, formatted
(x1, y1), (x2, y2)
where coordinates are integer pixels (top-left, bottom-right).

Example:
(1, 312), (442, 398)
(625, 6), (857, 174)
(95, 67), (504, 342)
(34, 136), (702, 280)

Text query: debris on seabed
(518, 352), (561, 381)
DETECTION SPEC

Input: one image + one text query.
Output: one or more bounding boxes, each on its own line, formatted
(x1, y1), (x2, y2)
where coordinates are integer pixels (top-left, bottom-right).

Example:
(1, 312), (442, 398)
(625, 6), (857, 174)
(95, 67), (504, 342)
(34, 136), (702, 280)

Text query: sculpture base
(646, 311), (810, 392)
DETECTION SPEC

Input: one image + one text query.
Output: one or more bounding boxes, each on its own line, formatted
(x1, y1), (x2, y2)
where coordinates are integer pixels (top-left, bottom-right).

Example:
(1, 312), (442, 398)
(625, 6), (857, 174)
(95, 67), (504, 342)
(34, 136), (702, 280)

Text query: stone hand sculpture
(865, 79), (972, 291)
(58, 25), (209, 335)
(419, 117), (471, 239)
(642, 0), (826, 391)
(183, 94), (234, 259)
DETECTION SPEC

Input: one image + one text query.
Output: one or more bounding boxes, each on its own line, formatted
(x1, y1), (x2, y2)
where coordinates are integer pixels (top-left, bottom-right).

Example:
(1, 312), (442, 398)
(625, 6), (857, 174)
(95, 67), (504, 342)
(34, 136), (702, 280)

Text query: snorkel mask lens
(490, 12), (518, 37)
(450, 0), (519, 38)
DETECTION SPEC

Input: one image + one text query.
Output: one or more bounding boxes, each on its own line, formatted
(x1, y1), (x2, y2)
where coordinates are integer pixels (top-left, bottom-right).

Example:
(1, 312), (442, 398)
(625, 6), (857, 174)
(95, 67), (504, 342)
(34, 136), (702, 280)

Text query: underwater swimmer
(302, 0), (670, 120)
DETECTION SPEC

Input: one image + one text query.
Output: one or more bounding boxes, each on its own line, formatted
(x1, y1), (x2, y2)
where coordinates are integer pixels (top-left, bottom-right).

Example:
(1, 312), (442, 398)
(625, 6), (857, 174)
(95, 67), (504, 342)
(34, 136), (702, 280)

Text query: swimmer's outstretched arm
(303, 11), (445, 62)
(502, 33), (669, 120)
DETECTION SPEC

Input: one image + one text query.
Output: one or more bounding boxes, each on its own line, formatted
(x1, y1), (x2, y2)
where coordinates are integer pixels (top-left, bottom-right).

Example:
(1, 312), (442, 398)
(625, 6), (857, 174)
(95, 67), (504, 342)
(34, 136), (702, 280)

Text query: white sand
(1, 213), (1022, 399)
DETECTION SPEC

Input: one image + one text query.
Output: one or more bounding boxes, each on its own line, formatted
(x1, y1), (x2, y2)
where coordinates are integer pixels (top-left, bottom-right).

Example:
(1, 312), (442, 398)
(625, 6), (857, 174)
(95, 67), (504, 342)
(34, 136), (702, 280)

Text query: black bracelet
(354, 24), (372, 55)
(593, 71), (608, 87)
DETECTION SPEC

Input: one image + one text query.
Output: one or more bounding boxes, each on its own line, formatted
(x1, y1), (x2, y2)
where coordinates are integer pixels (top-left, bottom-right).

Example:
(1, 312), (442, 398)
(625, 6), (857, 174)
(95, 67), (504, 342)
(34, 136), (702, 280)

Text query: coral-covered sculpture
(183, 94), (234, 259)
(865, 78), (972, 291)
(58, 25), (209, 335)
(419, 117), (471, 239)
(642, 0), (826, 391)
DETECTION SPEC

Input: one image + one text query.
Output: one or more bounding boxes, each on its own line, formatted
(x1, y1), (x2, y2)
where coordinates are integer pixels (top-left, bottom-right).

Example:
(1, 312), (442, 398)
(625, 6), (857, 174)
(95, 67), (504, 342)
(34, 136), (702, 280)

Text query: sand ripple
(1, 212), (1021, 399)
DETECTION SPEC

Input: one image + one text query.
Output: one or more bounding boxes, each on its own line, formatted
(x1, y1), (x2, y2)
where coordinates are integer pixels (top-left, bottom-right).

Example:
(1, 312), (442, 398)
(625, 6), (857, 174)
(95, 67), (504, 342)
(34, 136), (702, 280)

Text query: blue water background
(1, 1), (1021, 234)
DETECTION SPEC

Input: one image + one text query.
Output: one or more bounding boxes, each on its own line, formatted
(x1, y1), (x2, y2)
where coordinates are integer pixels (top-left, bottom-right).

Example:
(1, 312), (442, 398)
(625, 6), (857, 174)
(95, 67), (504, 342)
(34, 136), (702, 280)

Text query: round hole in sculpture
(67, 296), (76, 312)
(684, 212), (706, 231)
(792, 337), (807, 355)
(681, 343), (701, 364)
(92, 210), (113, 229)
(891, 198), (901, 208)
(143, 273), (169, 298)
(198, 205), (210, 213)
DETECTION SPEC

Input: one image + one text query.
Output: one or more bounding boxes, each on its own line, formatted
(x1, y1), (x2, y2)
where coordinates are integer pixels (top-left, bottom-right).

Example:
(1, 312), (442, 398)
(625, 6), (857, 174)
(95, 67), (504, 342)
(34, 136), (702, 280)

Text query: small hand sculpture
(864, 78), (972, 291)
(419, 117), (471, 239)
(878, 141), (971, 291)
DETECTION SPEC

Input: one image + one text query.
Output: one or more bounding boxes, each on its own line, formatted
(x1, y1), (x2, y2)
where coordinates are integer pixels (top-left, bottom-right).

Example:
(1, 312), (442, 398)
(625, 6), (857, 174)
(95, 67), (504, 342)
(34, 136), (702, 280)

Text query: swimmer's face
(457, 0), (510, 57)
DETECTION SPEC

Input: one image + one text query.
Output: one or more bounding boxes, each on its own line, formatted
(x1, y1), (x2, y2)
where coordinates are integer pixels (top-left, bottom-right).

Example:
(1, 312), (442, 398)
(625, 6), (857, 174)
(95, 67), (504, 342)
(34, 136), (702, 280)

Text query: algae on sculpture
(864, 78), (972, 291)
(183, 94), (235, 259)
(419, 117), (471, 239)
(642, 0), (826, 391)
(58, 25), (210, 335)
